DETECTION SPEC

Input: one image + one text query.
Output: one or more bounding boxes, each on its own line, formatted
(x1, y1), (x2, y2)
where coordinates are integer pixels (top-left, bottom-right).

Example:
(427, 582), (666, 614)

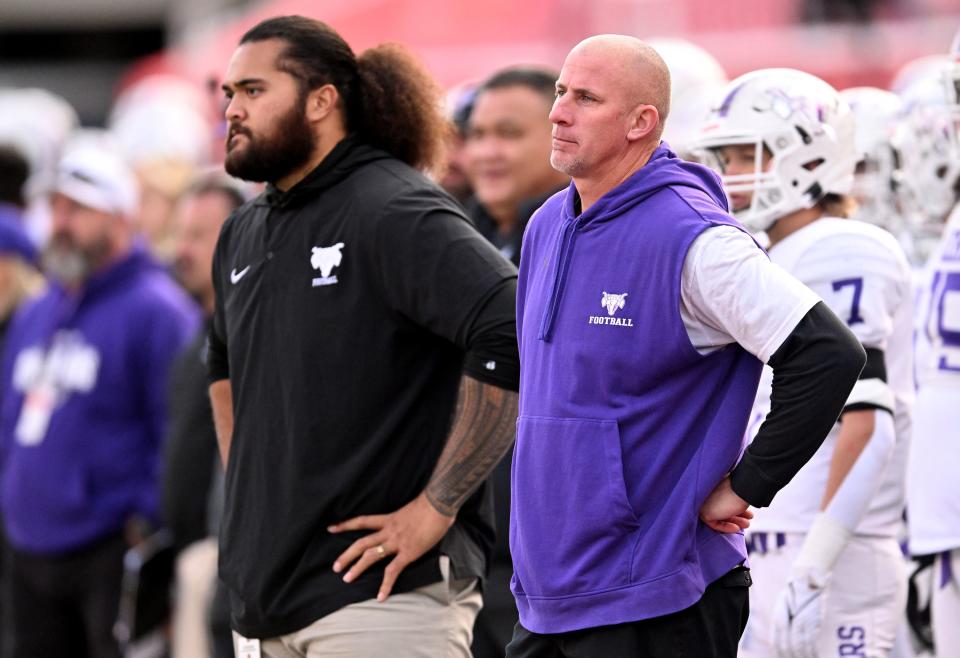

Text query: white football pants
(740, 532), (906, 658)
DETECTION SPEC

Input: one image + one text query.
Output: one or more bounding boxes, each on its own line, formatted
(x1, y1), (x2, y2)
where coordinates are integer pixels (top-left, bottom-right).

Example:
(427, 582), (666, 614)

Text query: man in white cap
(0, 140), (200, 658)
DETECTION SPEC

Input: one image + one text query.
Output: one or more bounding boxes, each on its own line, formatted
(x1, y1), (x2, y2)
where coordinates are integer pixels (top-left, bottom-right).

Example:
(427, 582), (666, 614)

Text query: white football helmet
(0, 88), (80, 245)
(646, 38), (728, 158)
(890, 55), (950, 96)
(109, 75), (213, 167)
(943, 27), (960, 169)
(692, 68), (856, 233)
(839, 87), (903, 230)
(891, 65), (959, 227)
(0, 87), (79, 199)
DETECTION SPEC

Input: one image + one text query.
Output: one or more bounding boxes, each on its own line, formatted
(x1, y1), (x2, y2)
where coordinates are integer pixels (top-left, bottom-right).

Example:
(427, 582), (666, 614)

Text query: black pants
(210, 577), (236, 658)
(9, 533), (126, 658)
(506, 566), (751, 658)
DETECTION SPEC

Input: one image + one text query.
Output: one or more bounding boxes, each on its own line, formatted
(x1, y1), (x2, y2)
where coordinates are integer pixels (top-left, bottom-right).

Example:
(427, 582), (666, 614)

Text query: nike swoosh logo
(230, 266), (251, 284)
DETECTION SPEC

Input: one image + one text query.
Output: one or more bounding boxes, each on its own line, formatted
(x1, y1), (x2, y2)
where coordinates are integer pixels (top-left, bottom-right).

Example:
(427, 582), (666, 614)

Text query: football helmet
(943, 27), (960, 171)
(109, 75), (214, 168)
(0, 87), (79, 199)
(890, 54), (949, 96)
(891, 66), (959, 227)
(692, 68), (855, 233)
(646, 38), (727, 158)
(840, 87), (903, 230)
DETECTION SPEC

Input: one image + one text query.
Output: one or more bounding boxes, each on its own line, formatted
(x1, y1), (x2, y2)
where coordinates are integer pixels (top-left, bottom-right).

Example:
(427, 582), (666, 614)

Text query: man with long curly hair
(209, 15), (520, 657)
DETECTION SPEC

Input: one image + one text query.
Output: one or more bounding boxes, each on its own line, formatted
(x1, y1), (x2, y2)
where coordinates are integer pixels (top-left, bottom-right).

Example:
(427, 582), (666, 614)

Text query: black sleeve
(376, 187), (519, 388)
(842, 347), (891, 414)
(730, 301), (866, 507)
(461, 278), (520, 391)
(206, 236), (230, 384)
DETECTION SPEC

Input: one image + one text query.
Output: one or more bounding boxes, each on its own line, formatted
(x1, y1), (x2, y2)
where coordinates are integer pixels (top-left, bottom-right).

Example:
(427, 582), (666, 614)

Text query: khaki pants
(172, 537), (219, 658)
(234, 556), (482, 658)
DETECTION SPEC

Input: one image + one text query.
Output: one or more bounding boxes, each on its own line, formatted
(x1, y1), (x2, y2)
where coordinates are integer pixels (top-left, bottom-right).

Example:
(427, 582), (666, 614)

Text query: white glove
(771, 513), (852, 658)
(772, 573), (827, 658)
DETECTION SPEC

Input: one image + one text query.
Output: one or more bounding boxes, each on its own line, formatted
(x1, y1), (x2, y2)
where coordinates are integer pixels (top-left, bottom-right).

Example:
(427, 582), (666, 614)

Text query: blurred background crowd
(0, 0), (958, 657)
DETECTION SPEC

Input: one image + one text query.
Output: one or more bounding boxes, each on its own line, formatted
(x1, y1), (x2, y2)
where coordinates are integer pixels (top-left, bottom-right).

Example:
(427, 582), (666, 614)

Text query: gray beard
(42, 247), (91, 287)
(550, 153), (586, 177)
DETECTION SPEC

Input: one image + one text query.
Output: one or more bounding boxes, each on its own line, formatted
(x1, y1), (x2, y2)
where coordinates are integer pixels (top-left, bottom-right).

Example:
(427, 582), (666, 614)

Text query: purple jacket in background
(0, 203), (38, 265)
(0, 244), (199, 554)
(512, 144), (763, 633)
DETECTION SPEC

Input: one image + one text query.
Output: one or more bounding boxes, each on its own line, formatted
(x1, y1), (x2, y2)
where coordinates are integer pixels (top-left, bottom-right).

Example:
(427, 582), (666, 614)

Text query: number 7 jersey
(908, 203), (960, 555)
(748, 216), (914, 536)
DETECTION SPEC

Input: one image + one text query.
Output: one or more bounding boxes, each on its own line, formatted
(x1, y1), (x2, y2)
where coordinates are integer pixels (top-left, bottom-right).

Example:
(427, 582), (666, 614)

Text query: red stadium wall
(129, 0), (959, 110)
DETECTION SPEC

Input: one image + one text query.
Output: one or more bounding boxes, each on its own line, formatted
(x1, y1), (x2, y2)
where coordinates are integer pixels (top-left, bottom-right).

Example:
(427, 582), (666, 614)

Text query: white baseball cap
(54, 142), (140, 218)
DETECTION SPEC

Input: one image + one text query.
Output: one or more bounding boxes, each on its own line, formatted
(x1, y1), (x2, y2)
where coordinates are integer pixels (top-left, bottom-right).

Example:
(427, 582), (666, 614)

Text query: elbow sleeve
(731, 302), (866, 507)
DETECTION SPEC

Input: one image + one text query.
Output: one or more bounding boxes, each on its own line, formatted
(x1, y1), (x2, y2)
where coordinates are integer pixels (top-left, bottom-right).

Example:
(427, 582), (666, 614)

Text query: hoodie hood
(562, 142), (730, 228)
(537, 142), (731, 341)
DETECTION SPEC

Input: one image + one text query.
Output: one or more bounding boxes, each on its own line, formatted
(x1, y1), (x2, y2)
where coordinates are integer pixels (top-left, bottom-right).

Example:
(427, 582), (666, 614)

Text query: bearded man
(0, 140), (199, 658)
(209, 15), (520, 658)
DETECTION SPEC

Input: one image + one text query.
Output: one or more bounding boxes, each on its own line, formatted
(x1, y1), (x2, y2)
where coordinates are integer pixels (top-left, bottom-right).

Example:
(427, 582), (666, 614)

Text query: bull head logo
(601, 291), (627, 316)
(310, 243), (345, 278)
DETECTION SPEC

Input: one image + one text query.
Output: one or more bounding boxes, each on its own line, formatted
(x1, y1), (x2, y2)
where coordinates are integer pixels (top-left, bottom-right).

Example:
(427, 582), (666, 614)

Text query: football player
(694, 68), (914, 658)
(645, 37), (728, 160)
(905, 28), (960, 658)
(891, 57), (959, 268)
(840, 87), (904, 236)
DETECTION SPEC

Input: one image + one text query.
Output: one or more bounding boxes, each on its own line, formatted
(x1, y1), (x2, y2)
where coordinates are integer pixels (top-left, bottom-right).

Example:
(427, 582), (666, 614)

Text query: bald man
(509, 36), (866, 657)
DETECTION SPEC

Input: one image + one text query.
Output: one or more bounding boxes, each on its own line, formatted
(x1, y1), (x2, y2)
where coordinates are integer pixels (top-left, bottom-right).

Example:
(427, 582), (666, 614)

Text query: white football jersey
(907, 203), (960, 555)
(749, 217), (914, 537)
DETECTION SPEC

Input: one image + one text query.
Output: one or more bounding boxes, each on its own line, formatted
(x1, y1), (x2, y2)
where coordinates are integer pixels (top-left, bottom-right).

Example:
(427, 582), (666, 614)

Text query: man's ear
(626, 105), (659, 143)
(305, 83), (340, 123)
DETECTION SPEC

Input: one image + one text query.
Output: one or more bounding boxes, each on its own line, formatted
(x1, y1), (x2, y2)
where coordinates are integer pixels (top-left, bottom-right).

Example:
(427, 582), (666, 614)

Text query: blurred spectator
(165, 174), (244, 552)
(0, 141), (199, 658)
(440, 81), (479, 204)
(134, 161), (198, 264)
(164, 173), (245, 658)
(461, 66), (566, 658)
(464, 66), (568, 267)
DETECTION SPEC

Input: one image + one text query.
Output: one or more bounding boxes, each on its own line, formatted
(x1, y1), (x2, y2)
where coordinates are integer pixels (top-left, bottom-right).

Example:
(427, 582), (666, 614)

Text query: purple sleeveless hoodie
(513, 144), (763, 633)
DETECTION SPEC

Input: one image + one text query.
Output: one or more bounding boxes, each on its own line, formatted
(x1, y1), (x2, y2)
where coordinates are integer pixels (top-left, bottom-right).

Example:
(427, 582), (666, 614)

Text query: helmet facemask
(694, 71), (856, 234)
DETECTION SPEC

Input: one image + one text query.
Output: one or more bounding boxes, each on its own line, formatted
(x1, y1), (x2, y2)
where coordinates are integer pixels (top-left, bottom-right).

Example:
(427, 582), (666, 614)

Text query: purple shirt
(513, 145), (763, 633)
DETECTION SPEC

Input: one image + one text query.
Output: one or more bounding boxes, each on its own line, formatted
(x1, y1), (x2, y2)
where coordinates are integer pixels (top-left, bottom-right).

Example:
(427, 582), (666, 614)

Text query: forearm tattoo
(425, 376), (519, 517)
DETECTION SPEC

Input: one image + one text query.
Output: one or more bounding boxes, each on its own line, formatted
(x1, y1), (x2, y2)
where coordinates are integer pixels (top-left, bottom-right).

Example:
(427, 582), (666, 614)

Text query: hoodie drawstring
(537, 214), (580, 342)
